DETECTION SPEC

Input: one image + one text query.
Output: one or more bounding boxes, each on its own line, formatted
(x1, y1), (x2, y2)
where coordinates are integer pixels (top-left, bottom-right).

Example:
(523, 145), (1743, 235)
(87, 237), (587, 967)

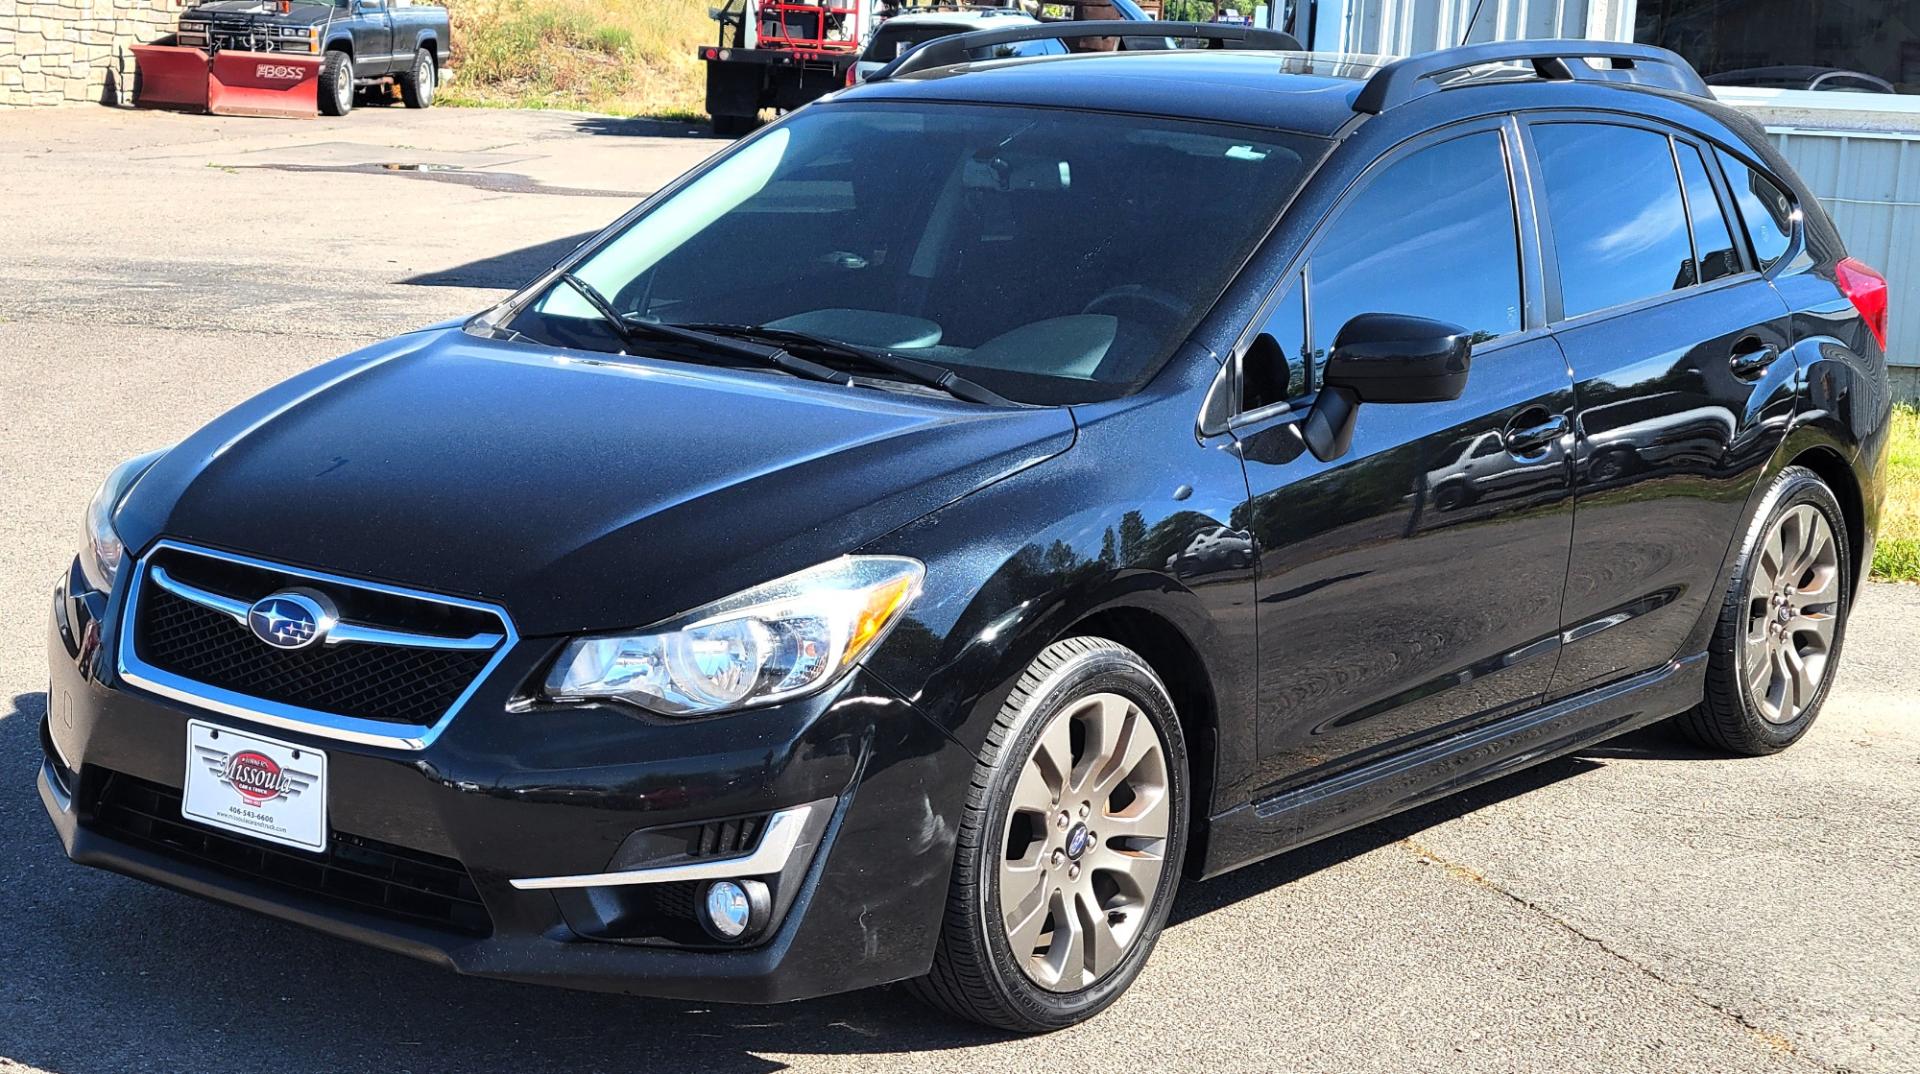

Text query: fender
(859, 353), (1257, 846)
(1673, 325), (1888, 661)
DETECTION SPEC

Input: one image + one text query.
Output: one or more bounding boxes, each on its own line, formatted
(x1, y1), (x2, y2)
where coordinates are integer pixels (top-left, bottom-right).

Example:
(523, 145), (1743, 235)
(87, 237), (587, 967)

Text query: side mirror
(1322, 313), (1473, 404)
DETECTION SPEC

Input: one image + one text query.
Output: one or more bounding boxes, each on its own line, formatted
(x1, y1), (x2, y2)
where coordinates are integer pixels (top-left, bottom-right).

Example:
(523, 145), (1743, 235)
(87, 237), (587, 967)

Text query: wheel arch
(1057, 604), (1218, 879)
(324, 36), (353, 58)
(1784, 443), (1866, 597)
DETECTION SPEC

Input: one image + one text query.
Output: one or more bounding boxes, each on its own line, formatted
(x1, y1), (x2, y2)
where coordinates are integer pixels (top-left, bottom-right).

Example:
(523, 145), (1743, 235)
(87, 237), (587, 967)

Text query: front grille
(138, 586), (490, 725)
(90, 771), (492, 936)
(128, 546), (507, 730)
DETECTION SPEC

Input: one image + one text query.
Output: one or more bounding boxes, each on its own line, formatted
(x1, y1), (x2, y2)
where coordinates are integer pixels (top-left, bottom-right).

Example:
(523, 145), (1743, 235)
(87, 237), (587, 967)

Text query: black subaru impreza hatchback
(45, 25), (1892, 1032)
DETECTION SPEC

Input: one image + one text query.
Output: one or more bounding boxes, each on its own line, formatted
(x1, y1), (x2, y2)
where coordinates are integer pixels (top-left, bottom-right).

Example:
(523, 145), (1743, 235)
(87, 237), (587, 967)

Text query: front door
(355, 0), (395, 74)
(1230, 120), (1577, 798)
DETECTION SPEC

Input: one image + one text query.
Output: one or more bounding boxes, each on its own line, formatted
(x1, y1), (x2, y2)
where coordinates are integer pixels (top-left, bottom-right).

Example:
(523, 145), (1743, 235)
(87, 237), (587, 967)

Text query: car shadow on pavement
(0, 689), (1623, 1073)
(398, 232), (598, 290)
(570, 116), (730, 140)
(1170, 751), (1606, 925)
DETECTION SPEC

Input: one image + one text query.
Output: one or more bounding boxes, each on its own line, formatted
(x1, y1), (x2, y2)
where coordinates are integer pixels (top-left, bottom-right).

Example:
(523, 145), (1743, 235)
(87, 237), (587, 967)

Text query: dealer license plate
(182, 720), (328, 853)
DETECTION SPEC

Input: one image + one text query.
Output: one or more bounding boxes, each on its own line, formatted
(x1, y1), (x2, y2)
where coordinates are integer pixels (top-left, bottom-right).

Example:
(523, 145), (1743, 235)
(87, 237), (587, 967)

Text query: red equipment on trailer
(696, 0), (865, 137)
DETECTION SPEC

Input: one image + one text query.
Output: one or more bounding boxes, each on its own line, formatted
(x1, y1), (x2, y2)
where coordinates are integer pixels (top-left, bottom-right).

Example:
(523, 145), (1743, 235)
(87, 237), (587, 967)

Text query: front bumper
(42, 560), (971, 1003)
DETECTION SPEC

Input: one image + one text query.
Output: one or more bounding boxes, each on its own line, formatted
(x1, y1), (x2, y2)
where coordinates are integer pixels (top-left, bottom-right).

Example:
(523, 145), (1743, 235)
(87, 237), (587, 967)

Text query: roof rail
(866, 20), (1304, 82)
(1352, 39), (1711, 115)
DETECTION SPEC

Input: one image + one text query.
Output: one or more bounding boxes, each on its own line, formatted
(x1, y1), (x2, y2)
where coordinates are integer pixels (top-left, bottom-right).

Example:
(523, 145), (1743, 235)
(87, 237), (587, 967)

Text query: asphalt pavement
(0, 106), (1915, 1074)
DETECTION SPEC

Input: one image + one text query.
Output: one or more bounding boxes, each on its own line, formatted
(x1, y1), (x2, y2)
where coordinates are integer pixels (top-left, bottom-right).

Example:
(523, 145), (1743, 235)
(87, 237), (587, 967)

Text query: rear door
(1523, 117), (1800, 699)
(1230, 119), (1578, 795)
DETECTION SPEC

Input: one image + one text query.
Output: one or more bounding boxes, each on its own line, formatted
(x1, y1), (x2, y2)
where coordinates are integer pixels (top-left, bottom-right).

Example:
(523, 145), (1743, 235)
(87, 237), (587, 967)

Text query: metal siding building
(1305, 0), (1919, 391)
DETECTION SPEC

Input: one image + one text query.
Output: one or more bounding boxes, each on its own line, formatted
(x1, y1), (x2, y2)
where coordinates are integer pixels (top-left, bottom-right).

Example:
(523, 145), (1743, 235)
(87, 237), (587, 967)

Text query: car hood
(116, 328), (1075, 635)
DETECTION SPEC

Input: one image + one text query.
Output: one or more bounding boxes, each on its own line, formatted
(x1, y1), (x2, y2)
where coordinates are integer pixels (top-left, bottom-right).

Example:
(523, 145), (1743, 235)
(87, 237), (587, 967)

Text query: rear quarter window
(1715, 149), (1797, 270)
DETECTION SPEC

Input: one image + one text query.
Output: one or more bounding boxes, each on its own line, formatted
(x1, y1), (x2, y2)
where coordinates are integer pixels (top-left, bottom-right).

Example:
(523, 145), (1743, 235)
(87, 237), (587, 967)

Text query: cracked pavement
(2, 106), (1917, 1074)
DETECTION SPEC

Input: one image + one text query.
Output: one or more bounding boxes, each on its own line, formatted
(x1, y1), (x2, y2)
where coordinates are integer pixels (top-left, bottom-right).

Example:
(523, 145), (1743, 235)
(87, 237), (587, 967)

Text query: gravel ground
(1, 106), (1915, 1074)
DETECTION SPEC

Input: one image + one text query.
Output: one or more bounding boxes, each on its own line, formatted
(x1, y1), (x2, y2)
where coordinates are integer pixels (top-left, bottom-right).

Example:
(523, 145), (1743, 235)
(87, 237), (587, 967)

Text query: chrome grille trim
(149, 564), (504, 652)
(116, 540), (519, 751)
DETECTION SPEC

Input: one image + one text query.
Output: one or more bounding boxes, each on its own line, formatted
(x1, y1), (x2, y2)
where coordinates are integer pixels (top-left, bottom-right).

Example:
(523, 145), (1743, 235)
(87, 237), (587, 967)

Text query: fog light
(699, 878), (771, 942)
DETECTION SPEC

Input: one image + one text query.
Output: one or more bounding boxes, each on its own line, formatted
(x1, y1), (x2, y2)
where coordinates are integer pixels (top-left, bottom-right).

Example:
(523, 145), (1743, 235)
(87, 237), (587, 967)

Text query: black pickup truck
(174, 0), (450, 115)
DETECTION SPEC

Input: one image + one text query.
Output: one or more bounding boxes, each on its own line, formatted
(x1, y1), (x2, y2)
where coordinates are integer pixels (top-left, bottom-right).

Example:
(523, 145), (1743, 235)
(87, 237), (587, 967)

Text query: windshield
(506, 102), (1322, 404)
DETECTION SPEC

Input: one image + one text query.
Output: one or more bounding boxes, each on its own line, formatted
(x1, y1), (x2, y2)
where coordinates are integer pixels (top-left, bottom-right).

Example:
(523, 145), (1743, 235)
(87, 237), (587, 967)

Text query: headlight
(79, 450), (166, 593)
(545, 556), (923, 716)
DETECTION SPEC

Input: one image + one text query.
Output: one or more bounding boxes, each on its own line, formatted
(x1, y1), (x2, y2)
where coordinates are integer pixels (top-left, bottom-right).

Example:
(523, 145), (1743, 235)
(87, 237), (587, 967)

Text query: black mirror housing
(1323, 313), (1474, 404)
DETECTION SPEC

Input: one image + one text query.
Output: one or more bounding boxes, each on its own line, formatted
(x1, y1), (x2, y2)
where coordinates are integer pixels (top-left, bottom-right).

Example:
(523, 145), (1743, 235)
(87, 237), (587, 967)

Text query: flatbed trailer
(696, 0), (864, 137)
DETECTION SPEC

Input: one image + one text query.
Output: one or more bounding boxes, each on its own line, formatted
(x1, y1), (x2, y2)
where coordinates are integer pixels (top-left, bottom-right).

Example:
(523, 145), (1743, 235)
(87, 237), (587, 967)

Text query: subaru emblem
(246, 590), (336, 651)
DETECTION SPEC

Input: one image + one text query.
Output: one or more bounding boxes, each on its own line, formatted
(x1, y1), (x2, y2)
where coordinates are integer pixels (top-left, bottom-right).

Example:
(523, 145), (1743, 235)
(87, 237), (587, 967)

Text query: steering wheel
(1081, 285), (1190, 328)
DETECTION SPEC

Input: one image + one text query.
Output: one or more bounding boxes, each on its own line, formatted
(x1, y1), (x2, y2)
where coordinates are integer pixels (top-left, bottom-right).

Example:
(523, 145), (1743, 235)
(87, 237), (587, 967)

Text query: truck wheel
(710, 113), (756, 137)
(319, 51), (354, 116)
(401, 48), (435, 108)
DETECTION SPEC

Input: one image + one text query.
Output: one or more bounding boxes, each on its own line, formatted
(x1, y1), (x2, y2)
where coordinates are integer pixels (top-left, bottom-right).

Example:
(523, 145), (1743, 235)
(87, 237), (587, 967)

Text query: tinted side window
(1715, 149), (1796, 270)
(1676, 143), (1741, 283)
(1308, 131), (1521, 378)
(1534, 124), (1694, 318)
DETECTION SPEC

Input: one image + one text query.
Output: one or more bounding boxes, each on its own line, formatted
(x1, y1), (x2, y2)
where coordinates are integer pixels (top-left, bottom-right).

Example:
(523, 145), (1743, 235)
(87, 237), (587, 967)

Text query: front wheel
(319, 51), (354, 116)
(400, 48), (435, 108)
(1676, 465), (1851, 755)
(908, 637), (1189, 1032)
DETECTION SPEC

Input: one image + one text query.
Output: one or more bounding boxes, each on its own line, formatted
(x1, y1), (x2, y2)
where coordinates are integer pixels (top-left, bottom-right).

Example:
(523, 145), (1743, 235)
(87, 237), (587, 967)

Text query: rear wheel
(908, 637), (1188, 1032)
(1676, 465), (1851, 755)
(319, 51), (353, 116)
(400, 48), (435, 108)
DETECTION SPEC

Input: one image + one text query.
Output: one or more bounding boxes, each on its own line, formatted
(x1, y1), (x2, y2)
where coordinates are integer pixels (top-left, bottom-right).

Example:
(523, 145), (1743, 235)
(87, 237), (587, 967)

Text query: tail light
(1836, 257), (1889, 351)
(845, 63), (858, 87)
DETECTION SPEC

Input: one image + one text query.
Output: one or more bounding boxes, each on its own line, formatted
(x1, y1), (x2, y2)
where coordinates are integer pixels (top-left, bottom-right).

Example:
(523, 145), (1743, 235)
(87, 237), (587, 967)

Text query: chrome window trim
(116, 540), (519, 751)
(508, 804), (815, 890)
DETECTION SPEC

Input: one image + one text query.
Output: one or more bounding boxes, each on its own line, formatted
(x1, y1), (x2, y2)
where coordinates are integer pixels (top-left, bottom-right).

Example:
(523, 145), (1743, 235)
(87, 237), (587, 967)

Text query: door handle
(1503, 410), (1570, 457)
(1729, 337), (1779, 379)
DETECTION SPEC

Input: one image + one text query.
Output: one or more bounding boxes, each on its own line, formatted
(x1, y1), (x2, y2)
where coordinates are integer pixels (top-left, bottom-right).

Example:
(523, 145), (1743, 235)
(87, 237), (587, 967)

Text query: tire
(319, 51), (354, 116)
(400, 48), (435, 108)
(710, 112), (756, 137)
(1675, 465), (1851, 755)
(907, 637), (1189, 1033)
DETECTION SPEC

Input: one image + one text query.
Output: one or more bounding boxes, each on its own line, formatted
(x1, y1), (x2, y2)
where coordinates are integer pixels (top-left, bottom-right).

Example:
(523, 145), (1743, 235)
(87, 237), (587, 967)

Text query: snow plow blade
(209, 50), (322, 118)
(132, 45), (322, 118)
(130, 45), (213, 112)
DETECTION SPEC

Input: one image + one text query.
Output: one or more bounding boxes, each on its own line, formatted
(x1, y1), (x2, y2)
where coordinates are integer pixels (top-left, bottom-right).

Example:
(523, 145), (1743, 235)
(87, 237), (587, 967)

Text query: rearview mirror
(1322, 313), (1473, 404)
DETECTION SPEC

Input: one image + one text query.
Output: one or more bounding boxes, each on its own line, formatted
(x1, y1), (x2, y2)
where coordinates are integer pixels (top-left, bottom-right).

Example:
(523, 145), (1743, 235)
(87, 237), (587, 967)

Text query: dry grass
(1873, 402), (1919, 582)
(440, 0), (712, 119)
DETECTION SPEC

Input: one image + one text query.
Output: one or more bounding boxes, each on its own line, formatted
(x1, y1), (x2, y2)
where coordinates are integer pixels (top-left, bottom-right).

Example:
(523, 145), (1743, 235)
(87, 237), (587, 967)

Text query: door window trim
(1203, 115), (1544, 438)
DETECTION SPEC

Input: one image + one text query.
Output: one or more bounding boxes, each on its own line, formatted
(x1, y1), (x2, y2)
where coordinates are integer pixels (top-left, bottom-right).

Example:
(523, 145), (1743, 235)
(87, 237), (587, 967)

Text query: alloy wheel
(418, 58), (435, 104)
(997, 691), (1171, 992)
(1744, 503), (1841, 724)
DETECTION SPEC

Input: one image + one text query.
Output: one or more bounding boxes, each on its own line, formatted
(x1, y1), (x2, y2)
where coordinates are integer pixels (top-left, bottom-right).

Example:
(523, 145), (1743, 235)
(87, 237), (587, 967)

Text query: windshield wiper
(555, 275), (851, 387)
(680, 323), (1014, 406)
